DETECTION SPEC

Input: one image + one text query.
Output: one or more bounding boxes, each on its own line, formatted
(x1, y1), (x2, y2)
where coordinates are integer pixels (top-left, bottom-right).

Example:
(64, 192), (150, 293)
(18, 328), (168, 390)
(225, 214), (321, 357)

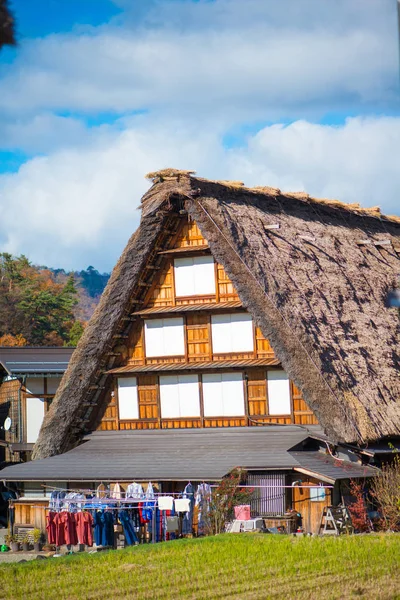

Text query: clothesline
(40, 484), (193, 497)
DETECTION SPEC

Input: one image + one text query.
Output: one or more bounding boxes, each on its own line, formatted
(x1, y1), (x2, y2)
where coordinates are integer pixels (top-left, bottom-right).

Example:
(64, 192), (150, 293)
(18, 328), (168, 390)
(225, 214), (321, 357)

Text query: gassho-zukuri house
(1, 169), (399, 535)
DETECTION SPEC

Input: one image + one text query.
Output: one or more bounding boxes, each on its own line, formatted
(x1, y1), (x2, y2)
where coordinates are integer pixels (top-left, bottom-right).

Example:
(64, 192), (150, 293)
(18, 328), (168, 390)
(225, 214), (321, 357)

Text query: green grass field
(1, 534), (400, 600)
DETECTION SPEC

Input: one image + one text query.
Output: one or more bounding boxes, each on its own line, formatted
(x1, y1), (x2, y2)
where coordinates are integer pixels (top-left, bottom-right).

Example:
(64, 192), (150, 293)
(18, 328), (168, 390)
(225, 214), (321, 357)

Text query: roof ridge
(144, 169), (400, 226)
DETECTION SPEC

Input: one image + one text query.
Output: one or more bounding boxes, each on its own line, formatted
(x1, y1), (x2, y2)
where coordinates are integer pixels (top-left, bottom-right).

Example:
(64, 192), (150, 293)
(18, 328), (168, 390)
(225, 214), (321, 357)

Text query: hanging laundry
(110, 483), (122, 499)
(118, 510), (139, 546)
(182, 482), (195, 535)
(96, 483), (108, 499)
(195, 483), (212, 536)
(101, 511), (115, 546)
(145, 482), (155, 499)
(49, 490), (66, 511)
(174, 498), (190, 513)
(46, 511), (57, 545)
(158, 496), (174, 511)
(74, 511), (94, 547)
(53, 512), (66, 546)
(59, 511), (78, 546)
(126, 482), (144, 499)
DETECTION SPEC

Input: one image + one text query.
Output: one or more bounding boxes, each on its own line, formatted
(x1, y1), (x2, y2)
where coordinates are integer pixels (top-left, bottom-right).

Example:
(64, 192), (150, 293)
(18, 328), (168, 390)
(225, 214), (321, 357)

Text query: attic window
(144, 318), (185, 357)
(174, 256), (216, 296)
(211, 313), (253, 353)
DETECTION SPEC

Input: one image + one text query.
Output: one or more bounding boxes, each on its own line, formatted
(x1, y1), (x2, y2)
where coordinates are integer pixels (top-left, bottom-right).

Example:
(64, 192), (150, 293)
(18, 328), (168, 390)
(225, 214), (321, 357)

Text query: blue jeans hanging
(118, 511), (138, 546)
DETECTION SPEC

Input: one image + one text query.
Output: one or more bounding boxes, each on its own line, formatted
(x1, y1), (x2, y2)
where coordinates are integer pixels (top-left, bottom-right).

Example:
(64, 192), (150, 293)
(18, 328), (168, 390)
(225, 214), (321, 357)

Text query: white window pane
(221, 373), (245, 416)
(174, 256), (215, 297)
(178, 375), (200, 417)
(160, 375), (200, 418)
(211, 314), (233, 353)
(211, 313), (254, 353)
(267, 370), (291, 415)
(193, 256), (216, 295)
(203, 373), (223, 416)
(174, 257), (195, 296)
(162, 318), (185, 356)
(230, 313), (254, 352)
(118, 377), (139, 420)
(26, 397), (45, 443)
(145, 318), (184, 357)
(160, 376), (180, 418)
(144, 319), (164, 357)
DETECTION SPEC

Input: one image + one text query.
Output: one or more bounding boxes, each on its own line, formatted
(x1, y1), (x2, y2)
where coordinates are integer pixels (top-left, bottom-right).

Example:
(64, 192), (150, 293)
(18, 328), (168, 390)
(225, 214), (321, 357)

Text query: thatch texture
(0, 0), (15, 48)
(33, 171), (400, 459)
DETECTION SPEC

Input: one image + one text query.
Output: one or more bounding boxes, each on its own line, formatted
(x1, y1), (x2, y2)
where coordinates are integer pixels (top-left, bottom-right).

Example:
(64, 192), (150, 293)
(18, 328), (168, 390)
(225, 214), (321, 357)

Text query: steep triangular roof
(33, 170), (400, 459)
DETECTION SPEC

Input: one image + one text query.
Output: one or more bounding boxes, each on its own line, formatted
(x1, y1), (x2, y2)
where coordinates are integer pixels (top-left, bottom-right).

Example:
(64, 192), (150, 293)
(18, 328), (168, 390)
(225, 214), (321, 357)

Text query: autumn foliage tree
(347, 480), (370, 533)
(0, 253), (83, 346)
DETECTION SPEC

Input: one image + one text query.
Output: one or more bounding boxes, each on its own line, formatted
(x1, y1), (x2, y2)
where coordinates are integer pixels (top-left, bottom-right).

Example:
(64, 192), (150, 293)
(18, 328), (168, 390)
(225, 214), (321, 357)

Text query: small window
(267, 370), (291, 415)
(309, 487), (326, 502)
(144, 318), (185, 357)
(26, 397), (45, 443)
(211, 313), (253, 353)
(174, 256), (216, 297)
(118, 377), (139, 420)
(159, 375), (200, 418)
(202, 372), (245, 417)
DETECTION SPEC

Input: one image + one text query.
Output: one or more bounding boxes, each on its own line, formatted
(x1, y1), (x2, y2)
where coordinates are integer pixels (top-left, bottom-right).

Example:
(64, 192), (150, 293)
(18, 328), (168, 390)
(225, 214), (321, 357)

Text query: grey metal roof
(0, 347), (75, 376)
(0, 425), (375, 482)
(290, 451), (379, 482)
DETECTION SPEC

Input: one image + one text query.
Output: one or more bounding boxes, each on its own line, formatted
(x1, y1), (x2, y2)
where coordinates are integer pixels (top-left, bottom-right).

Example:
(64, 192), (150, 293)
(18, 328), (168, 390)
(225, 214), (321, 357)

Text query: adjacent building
(0, 347), (74, 463)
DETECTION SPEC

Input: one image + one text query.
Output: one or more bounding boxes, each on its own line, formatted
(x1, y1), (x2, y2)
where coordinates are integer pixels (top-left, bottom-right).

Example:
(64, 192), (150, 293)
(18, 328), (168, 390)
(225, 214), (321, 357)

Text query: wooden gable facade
(95, 216), (318, 433)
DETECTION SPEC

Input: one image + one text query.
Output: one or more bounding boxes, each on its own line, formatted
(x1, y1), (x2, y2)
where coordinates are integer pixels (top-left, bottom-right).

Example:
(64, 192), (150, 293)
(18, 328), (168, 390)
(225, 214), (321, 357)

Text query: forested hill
(0, 254), (109, 347)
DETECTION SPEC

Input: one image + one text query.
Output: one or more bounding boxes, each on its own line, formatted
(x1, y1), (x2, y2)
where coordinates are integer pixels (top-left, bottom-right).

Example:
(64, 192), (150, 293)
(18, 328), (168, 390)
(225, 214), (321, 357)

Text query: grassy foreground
(1, 534), (400, 600)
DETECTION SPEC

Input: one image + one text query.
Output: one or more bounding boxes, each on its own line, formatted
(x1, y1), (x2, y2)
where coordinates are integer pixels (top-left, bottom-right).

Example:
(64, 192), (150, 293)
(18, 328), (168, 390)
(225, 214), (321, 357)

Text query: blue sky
(0, 0), (399, 271)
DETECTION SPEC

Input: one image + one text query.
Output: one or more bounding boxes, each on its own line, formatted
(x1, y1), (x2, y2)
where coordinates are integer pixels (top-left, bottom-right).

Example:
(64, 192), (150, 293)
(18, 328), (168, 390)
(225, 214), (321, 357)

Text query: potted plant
(32, 529), (43, 553)
(5, 533), (19, 553)
(21, 533), (30, 552)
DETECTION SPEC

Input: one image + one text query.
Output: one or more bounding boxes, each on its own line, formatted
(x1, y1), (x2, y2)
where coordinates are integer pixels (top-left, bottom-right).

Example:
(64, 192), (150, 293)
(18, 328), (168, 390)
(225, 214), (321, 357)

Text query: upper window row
(174, 256), (215, 297)
(144, 313), (253, 357)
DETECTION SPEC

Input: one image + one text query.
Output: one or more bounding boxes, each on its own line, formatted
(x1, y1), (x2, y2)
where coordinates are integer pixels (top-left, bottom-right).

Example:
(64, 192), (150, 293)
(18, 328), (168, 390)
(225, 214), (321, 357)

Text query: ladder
(318, 506), (354, 535)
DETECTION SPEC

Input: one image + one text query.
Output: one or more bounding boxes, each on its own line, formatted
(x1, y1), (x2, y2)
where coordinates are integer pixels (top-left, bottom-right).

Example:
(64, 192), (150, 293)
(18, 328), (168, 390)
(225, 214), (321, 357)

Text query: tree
(0, 333), (27, 347)
(347, 480), (370, 533)
(206, 468), (253, 535)
(64, 321), (85, 346)
(370, 454), (400, 531)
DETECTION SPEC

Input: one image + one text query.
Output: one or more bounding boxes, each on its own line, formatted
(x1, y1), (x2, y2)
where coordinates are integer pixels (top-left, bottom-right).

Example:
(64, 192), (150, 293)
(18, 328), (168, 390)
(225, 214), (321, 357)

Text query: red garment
(46, 511), (57, 545)
(57, 511), (78, 546)
(74, 512), (94, 546)
(53, 512), (66, 546)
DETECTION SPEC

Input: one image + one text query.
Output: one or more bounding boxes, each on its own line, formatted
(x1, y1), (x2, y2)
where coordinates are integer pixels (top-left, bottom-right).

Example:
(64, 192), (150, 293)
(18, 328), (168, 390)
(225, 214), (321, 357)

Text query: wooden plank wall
(98, 371), (318, 431)
(292, 478), (332, 534)
(0, 379), (20, 462)
(14, 501), (48, 532)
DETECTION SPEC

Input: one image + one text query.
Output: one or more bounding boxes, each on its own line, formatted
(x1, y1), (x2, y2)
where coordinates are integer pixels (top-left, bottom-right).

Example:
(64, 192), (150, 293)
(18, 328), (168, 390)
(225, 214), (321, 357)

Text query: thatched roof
(33, 170), (400, 459)
(0, 0), (15, 48)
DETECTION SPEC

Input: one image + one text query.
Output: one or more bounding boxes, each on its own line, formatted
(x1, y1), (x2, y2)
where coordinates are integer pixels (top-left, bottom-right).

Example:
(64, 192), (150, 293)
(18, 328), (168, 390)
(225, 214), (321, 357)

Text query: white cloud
(0, 115), (399, 271)
(0, 0), (397, 121)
